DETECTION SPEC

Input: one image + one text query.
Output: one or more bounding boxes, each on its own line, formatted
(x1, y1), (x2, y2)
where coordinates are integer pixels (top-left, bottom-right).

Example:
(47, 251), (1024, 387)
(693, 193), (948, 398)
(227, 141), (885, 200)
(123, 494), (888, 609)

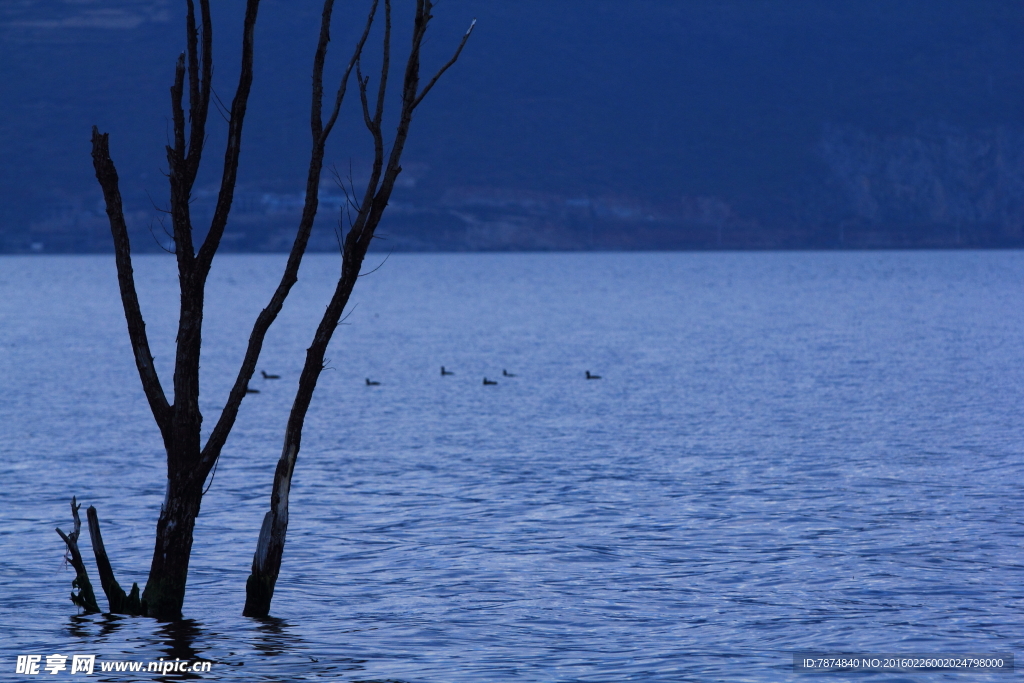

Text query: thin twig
(358, 250), (393, 277)
(413, 18), (475, 109)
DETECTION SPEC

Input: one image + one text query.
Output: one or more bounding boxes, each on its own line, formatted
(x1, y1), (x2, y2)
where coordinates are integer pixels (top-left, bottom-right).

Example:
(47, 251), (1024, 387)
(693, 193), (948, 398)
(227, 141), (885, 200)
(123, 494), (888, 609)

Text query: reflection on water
(154, 619), (205, 674)
(1, 252), (1023, 681)
(65, 613), (131, 642)
(251, 617), (295, 658)
(65, 615), (96, 641)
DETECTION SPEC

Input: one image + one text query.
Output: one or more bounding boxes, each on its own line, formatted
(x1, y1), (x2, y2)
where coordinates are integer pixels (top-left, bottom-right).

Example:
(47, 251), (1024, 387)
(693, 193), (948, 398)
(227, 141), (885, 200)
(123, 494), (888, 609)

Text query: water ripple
(0, 252), (1021, 681)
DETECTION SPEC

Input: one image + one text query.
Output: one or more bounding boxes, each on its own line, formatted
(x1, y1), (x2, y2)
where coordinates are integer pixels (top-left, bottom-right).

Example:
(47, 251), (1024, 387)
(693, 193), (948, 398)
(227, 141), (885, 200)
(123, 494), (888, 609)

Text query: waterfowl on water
(483, 378), (498, 385)
(502, 369), (516, 377)
(261, 370), (280, 379)
(585, 371), (601, 380)
(441, 366), (454, 375)
(366, 378), (381, 386)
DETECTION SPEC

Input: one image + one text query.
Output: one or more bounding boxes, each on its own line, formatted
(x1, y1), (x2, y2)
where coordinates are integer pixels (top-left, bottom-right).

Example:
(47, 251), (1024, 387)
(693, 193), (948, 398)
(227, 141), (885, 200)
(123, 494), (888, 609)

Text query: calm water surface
(0, 251), (1022, 682)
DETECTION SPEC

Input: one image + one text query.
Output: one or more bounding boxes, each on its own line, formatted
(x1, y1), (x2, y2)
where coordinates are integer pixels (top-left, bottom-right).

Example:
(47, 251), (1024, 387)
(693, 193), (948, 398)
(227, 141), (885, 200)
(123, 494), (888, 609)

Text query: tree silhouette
(57, 0), (473, 621)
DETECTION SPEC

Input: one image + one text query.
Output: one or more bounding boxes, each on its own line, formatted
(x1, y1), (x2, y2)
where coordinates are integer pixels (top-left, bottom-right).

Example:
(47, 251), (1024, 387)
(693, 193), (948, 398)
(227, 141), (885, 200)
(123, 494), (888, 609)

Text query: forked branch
(320, 1), (379, 144)
(55, 498), (100, 614)
(197, 0), (379, 480)
(185, 0), (214, 175)
(243, 0), (474, 618)
(196, 0), (263, 276)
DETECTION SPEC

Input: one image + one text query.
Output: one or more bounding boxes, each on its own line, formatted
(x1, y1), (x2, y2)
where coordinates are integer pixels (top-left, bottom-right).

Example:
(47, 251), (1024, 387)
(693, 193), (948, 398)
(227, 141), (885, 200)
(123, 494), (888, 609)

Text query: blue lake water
(0, 251), (1022, 681)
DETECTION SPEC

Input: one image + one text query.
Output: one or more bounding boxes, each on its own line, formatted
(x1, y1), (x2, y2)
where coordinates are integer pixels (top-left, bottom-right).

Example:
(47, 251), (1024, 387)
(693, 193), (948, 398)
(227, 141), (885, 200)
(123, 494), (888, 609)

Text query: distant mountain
(2, 0), (1023, 252)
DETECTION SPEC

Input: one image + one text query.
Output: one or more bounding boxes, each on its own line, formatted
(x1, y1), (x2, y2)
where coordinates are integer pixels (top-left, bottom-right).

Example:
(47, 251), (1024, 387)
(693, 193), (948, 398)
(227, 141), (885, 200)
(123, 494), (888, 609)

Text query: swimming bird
(441, 366), (454, 375)
(261, 370), (280, 379)
(585, 371), (601, 380)
(246, 386), (260, 394)
(502, 369), (516, 377)
(483, 377), (498, 385)
(366, 378), (381, 386)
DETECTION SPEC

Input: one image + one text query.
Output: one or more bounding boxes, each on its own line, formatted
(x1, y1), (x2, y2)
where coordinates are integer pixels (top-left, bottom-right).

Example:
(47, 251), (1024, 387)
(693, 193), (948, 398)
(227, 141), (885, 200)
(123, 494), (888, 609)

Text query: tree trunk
(243, 445), (296, 616)
(141, 478), (204, 619)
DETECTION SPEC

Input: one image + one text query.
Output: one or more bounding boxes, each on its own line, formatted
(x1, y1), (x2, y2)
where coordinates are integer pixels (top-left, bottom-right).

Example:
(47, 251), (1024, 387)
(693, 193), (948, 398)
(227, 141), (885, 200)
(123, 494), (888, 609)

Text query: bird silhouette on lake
(483, 377), (498, 385)
(366, 378), (381, 386)
(586, 371), (601, 380)
(261, 370), (280, 379)
(502, 369), (516, 377)
(441, 366), (454, 375)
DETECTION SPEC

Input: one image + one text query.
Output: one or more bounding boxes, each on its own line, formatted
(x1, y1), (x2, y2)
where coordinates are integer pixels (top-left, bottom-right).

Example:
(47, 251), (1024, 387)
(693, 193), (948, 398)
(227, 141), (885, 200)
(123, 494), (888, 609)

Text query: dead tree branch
(55, 498), (100, 614)
(196, 0), (261, 275)
(86, 507), (142, 615)
(197, 0), (378, 481)
(243, 0), (474, 618)
(90, 130), (172, 448)
(413, 18), (476, 109)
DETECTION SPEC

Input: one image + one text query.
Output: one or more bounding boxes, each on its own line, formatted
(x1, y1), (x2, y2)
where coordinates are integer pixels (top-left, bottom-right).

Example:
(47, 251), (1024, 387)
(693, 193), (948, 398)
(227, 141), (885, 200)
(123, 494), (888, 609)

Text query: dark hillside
(2, 0), (1023, 252)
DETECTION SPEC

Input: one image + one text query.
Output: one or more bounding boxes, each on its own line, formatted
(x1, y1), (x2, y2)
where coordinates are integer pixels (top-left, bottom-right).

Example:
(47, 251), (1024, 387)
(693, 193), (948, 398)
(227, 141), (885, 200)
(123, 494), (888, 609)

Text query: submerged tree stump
(86, 506), (142, 615)
(55, 498), (100, 614)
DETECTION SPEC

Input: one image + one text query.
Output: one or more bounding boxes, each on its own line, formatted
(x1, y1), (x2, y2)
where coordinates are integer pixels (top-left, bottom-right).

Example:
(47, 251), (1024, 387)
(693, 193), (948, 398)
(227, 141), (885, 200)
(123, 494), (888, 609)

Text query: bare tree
(59, 0), (471, 621)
